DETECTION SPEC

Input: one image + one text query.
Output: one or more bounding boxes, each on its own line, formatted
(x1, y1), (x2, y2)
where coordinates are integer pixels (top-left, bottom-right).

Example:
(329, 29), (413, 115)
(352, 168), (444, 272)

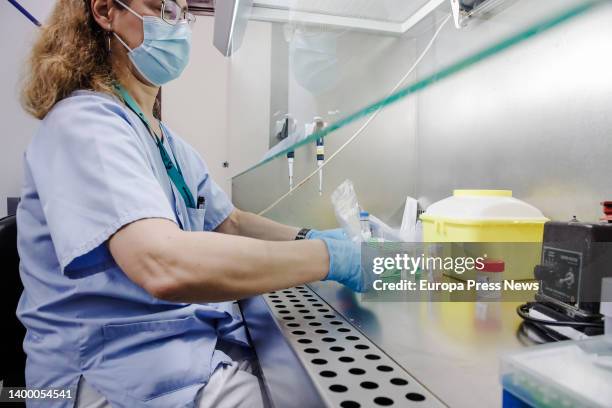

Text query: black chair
(0, 215), (26, 386)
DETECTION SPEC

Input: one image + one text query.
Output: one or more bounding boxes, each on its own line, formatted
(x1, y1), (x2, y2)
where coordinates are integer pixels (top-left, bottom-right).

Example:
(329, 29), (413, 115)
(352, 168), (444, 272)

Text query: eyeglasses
(115, 0), (196, 26)
(161, 0), (196, 25)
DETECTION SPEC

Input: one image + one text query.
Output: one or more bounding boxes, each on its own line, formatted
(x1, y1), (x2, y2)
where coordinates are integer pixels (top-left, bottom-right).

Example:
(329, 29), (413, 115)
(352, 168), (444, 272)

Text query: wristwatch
(294, 228), (311, 240)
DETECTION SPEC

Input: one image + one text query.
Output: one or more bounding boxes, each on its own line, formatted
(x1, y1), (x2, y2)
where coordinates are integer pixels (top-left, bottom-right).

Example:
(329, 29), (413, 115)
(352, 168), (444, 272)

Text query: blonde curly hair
(21, 0), (116, 119)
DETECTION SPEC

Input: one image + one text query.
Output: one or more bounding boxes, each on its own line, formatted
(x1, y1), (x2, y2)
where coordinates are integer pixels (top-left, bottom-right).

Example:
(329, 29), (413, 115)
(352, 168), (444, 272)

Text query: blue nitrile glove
(320, 237), (370, 293)
(306, 228), (349, 241)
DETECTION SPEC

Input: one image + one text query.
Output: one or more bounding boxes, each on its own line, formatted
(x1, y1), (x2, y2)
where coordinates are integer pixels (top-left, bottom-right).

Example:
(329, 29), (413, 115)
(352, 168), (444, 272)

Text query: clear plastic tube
(360, 210), (371, 240)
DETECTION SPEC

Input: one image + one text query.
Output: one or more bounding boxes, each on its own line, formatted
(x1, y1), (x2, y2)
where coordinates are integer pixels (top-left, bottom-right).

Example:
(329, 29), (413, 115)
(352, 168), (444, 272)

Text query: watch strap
(295, 228), (311, 240)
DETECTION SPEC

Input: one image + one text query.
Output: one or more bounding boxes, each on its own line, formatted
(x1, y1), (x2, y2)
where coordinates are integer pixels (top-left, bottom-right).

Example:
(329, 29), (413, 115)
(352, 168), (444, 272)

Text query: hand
(319, 238), (370, 293)
(306, 228), (349, 241)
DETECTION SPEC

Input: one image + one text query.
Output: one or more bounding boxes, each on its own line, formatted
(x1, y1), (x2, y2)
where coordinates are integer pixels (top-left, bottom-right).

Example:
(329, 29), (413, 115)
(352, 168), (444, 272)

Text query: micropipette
(287, 149), (295, 189)
(316, 138), (324, 195)
(312, 117), (326, 196)
(277, 116), (295, 190)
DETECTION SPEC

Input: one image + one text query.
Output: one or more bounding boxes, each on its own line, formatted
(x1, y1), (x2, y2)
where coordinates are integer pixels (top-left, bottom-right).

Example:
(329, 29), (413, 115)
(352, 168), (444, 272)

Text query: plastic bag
(330, 180), (362, 243)
(331, 181), (422, 243)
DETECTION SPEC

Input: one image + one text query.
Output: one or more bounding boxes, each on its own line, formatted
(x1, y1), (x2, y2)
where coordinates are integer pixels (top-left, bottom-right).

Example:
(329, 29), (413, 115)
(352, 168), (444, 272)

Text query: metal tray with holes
(240, 285), (445, 408)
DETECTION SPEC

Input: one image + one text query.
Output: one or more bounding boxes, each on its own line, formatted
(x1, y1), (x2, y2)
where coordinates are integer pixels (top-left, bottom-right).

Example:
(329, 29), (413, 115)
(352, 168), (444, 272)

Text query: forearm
(110, 219), (328, 303)
(164, 231), (327, 302)
(216, 209), (300, 241)
(163, 233), (329, 302)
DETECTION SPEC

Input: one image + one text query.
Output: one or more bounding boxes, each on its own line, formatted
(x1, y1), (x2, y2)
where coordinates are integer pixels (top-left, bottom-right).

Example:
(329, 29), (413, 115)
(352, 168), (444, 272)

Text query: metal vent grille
(263, 286), (444, 408)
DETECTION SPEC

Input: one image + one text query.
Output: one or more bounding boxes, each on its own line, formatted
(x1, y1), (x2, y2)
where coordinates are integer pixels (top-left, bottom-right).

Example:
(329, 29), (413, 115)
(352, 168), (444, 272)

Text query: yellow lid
(453, 190), (512, 197)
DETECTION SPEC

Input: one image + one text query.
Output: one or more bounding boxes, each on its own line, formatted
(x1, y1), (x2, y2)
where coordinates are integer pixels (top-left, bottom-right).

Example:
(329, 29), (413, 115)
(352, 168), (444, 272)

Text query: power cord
(516, 321), (567, 345)
(516, 303), (605, 344)
(516, 302), (604, 329)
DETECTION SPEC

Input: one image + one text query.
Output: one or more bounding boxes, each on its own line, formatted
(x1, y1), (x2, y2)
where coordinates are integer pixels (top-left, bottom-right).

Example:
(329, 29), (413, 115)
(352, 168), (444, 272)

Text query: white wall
(0, 1), (54, 217)
(163, 16), (272, 197)
(226, 21), (272, 178)
(162, 16), (232, 193)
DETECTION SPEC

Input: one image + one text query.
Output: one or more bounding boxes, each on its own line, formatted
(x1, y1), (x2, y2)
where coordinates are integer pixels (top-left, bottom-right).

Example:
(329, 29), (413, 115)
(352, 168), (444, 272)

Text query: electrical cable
(516, 321), (566, 345)
(516, 322), (548, 345)
(257, 14), (452, 216)
(516, 303), (604, 329)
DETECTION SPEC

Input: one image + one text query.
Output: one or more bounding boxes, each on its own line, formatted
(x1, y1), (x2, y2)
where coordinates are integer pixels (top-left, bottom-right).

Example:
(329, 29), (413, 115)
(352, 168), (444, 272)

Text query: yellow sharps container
(420, 190), (548, 281)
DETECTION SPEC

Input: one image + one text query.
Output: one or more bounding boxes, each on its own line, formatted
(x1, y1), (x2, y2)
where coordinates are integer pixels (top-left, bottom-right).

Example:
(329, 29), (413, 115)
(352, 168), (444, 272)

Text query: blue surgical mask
(113, 1), (191, 86)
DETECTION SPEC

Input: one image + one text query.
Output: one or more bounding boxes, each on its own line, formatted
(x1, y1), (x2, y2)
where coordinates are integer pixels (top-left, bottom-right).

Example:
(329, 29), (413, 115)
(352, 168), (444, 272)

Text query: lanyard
(114, 84), (196, 209)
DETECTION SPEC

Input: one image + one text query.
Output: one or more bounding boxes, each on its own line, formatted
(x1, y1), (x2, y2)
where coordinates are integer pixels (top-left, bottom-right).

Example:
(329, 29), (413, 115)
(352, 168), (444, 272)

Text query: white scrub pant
(75, 359), (268, 408)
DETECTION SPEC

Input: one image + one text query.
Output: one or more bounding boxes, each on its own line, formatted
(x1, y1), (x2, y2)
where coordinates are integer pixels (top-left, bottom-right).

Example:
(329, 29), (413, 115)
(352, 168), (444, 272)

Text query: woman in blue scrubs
(17, 0), (364, 407)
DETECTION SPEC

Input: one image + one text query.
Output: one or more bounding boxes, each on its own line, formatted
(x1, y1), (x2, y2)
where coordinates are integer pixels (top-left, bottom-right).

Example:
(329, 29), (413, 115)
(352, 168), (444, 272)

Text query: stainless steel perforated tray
(240, 285), (445, 408)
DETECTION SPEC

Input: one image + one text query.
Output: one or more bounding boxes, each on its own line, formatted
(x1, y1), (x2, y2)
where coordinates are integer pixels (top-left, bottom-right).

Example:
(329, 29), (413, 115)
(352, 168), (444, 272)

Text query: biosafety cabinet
(215, 0), (612, 228)
(210, 1), (612, 407)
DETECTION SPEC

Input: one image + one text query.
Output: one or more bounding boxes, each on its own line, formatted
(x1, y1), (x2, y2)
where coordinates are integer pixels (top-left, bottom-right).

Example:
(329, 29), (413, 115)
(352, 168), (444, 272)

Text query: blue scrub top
(16, 91), (247, 408)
